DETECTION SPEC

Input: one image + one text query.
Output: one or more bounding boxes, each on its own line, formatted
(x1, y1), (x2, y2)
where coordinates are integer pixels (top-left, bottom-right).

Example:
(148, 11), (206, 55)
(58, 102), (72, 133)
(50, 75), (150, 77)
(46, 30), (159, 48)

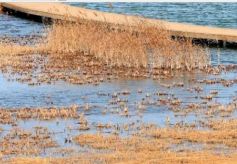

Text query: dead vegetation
(0, 105), (79, 124)
(0, 127), (57, 156)
(0, 18), (210, 86)
(44, 20), (210, 70)
(71, 130), (237, 163)
(148, 127), (237, 148)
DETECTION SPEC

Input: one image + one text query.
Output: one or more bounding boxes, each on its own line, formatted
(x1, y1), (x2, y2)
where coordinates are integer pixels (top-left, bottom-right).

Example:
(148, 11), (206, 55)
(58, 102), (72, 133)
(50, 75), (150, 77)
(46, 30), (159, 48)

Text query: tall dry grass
(0, 18), (210, 72)
(44, 20), (148, 68)
(0, 42), (33, 56)
(43, 19), (210, 71)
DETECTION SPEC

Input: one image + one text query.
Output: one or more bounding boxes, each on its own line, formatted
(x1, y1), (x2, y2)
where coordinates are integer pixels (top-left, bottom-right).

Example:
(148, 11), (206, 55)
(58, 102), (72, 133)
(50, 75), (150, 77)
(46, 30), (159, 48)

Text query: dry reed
(0, 18), (210, 72)
(0, 128), (57, 156)
(44, 19), (210, 70)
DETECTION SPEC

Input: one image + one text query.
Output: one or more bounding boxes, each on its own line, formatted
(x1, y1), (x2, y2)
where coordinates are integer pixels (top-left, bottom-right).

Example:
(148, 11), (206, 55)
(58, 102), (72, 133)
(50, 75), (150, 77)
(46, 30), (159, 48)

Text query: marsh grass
(0, 18), (213, 86)
(0, 18), (210, 72)
(0, 42), (33, 56)
(44, 19), (210, 70)
(0, 127), (57, 156)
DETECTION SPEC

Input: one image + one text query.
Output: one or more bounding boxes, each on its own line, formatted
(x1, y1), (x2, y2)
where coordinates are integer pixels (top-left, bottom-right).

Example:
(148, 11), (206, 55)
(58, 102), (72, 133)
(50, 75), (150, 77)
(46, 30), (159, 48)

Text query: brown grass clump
(0, 43), (34, 56)
(206, 119), (237, 131)
(0, 105), (79, 125)
(0, 18), (215, 86)
(148, 127), (237, 148)
(6, 152), (237, 164)
(8, 9), (237, 87)
(0, 127), (57, 156)
(44, 20), (148, 68)
(71, 132), (237, 164)
(0, 18), (210, 72)
(74, 134), (120, 150)
(44, 19), (210, 70)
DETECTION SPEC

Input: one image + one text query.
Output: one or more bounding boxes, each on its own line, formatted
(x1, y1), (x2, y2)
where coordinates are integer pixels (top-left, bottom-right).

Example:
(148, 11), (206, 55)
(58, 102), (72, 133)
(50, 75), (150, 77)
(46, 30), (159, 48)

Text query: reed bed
(0, 18), (210, 72)
(44, 19), (210, 70)
(0, 18), (214, 86)
(0, 43), (34, 56)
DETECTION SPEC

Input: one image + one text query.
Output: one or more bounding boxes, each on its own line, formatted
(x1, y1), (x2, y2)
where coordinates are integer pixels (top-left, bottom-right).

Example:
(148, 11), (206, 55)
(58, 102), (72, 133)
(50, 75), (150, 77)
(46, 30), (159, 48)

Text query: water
(0, 14), (43, 37)
(70, 3), (237, 29)
(0, 3), (237, 157)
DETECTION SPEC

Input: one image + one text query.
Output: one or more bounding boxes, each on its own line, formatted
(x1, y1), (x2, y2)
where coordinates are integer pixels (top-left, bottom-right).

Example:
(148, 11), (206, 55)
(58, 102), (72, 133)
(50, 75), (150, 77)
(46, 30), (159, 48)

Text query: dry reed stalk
(44, 20), (148, 68)
(7, 152), (237, 164)
(0, 105), (79, 124)
(148, 127), (237, 148)
(44, 19), (210, 70)
(71, 132), (237, 163)
(0, 43), (34, 56)
(0, 15), (211, 85)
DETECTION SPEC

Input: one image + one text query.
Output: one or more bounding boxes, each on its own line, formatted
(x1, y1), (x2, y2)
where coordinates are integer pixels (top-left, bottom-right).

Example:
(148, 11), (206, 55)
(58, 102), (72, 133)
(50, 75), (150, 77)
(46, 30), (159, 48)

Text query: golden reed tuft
(44, 19), (210, 70)
(0, 18), (210, 71)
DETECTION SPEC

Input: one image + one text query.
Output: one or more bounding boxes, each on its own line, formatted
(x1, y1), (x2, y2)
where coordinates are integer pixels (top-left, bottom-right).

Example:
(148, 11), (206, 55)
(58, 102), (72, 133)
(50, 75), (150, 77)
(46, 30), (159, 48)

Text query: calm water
(0, 13), (43, 36)
(70, 3), (237, 28)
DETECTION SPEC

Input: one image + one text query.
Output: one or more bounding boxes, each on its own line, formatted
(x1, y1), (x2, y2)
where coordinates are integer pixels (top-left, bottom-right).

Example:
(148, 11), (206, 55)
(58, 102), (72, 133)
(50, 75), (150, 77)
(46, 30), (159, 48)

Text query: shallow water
(0, 3), (237, 158)
(0, 14), (43, 37)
